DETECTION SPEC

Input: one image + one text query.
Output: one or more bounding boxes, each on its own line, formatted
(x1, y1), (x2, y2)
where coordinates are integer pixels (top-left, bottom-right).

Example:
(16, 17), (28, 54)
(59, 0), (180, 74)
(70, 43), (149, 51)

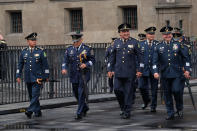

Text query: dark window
(70, 9), (83, 32)
(122, 7), (138, 30)
(179, 20), (183, 29)
(10, 11), (23, 33)
(166, 20), (170, 26)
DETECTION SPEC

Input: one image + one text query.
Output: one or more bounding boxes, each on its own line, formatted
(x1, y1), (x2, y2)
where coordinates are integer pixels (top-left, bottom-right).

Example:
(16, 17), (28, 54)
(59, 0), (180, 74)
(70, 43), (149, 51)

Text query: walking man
(16, 32), (50, 118)
(62, 31), (95, 120)
(153, 26), (191, 120)
(107, 23), (144, 119)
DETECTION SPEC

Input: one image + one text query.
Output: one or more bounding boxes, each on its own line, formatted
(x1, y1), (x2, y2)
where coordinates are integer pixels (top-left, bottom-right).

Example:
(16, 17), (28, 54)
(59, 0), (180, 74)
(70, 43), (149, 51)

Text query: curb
(0, 96), (116, 115)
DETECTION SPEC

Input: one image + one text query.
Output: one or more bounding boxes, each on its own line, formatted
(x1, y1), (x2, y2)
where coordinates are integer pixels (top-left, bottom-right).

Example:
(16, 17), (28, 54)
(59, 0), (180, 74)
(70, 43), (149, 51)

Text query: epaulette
(35, 47), (44, 50)
(22, 47), (28, 51)
(183, 43), (191, 48)
(155, 41), (160, 45)
(66, 45), (73, 49)
(82, 44), (91, 49)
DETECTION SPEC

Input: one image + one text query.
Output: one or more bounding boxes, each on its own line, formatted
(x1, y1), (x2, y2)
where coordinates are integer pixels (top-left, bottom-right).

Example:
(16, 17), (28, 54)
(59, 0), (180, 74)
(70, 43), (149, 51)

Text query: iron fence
(0, 43), (110, 105)
(0, 42), (197, 105)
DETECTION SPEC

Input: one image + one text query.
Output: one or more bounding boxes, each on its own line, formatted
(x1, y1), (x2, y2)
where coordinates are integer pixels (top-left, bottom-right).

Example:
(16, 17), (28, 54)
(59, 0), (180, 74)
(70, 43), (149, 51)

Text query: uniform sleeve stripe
(45, 69), (49, 73)
(88, 61), (93, 66)
(140, 63), (144, 68)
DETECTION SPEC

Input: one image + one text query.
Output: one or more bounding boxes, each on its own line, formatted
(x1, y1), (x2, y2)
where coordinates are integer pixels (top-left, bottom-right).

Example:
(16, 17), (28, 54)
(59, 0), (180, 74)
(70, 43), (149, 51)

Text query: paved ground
(0, 92), (197, 131)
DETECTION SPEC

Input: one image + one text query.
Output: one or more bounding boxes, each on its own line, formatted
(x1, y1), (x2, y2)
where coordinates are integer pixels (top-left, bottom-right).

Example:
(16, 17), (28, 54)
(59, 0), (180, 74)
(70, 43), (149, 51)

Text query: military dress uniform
(138, 39), (159, 111)
(108, 24), (144, 119)
(152, 26), (191, 120)
(173, 29), (192, 117)
(16, 33), (49, 118)
(138, 27), (159, 112)
(62, 36), (95, 119)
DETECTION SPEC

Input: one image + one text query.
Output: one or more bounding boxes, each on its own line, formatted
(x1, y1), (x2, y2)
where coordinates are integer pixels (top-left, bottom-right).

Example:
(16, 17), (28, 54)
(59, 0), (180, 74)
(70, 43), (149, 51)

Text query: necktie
(149, 41), (152, 48)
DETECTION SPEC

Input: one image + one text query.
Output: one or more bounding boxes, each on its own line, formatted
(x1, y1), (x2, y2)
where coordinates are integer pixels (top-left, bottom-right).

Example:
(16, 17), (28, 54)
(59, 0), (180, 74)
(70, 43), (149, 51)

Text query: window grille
(123, 7), (138, 30)
(10, 12), (23, 33)
(70, 9), (83, 32)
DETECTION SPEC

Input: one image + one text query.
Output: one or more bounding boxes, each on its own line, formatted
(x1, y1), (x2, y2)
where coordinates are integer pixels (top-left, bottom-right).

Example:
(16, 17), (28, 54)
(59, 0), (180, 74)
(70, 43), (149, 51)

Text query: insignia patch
(70, 50), (74, 55)
(153, 65), (157, 69)
(173, 44), (178, 50)
(81, 50), (87, 54)
(138, 44), (140, 48)
(35, 54), (40, 57)
(159, 47), (164, 52)
(128, 45), (133, 48)
(43, 52), (47, 57)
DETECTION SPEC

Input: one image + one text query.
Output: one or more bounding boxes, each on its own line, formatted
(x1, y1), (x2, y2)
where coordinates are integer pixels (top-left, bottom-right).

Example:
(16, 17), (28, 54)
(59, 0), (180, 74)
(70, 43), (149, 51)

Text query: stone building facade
(0, 0), (195, 45)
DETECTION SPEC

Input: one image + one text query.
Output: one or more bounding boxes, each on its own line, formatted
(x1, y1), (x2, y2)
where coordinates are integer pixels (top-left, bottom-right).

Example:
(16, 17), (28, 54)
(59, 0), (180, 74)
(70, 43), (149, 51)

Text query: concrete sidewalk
(0, 94), (116, 115)
(1, 79), (197, 115)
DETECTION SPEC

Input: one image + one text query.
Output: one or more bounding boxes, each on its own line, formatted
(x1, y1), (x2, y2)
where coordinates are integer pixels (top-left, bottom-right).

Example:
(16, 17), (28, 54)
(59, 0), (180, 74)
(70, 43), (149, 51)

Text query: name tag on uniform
(34, 54), (39, 57)
(70, 50), (74, 55)
(128, 45), (133, 48)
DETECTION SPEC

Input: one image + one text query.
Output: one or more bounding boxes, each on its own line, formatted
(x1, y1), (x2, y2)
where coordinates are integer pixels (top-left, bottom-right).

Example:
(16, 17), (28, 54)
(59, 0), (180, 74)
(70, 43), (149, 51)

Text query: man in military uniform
(153, 26), (191, 120)
(138, 33), (146, 41)
(172, 27), (192, 117)
(107, 23), (144, 119)
(138, 27), (159, 112)
(16, 32), (50, 119)
(105, 37), (117, 93)
(62, 31), (95, 120)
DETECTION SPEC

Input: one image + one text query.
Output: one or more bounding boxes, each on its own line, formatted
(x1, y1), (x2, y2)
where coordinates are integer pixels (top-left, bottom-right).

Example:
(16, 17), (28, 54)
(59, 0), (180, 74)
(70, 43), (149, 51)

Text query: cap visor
(162, 32), (171, 35)
(147, 32), (155, 35)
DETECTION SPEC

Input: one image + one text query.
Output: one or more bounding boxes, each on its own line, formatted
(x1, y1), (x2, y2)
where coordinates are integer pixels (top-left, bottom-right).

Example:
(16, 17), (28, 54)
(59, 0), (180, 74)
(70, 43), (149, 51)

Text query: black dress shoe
(141, 103), (148, 110)
(120, 111), (124, 116)
(141, 100), (150, 110)
(83, 107), (89, 117)
(150, 108), (156, 112)
(176, 111), (183, 119)
(25, 111), (32, 119)
(35, 111), (42, 117)
(75, 114), (82, 120)
(121, 113), (131, 119)
(166, 115), (174, 120)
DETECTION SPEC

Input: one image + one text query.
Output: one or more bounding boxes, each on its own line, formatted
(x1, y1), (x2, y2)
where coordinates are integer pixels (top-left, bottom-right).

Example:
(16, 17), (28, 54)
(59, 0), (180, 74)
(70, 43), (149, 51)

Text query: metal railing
(0, 43), (110, 105)
(0, 41), (197, 105)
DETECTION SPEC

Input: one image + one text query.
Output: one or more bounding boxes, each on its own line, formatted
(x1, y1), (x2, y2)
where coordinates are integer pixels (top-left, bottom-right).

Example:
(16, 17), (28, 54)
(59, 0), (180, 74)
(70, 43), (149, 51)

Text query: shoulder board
(183, 43), (191, 48)
(35, 47), (44, 50)
(66, 45), (73, 49)
(22, 47), (28, 51)
(115, 38), (121, 41)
